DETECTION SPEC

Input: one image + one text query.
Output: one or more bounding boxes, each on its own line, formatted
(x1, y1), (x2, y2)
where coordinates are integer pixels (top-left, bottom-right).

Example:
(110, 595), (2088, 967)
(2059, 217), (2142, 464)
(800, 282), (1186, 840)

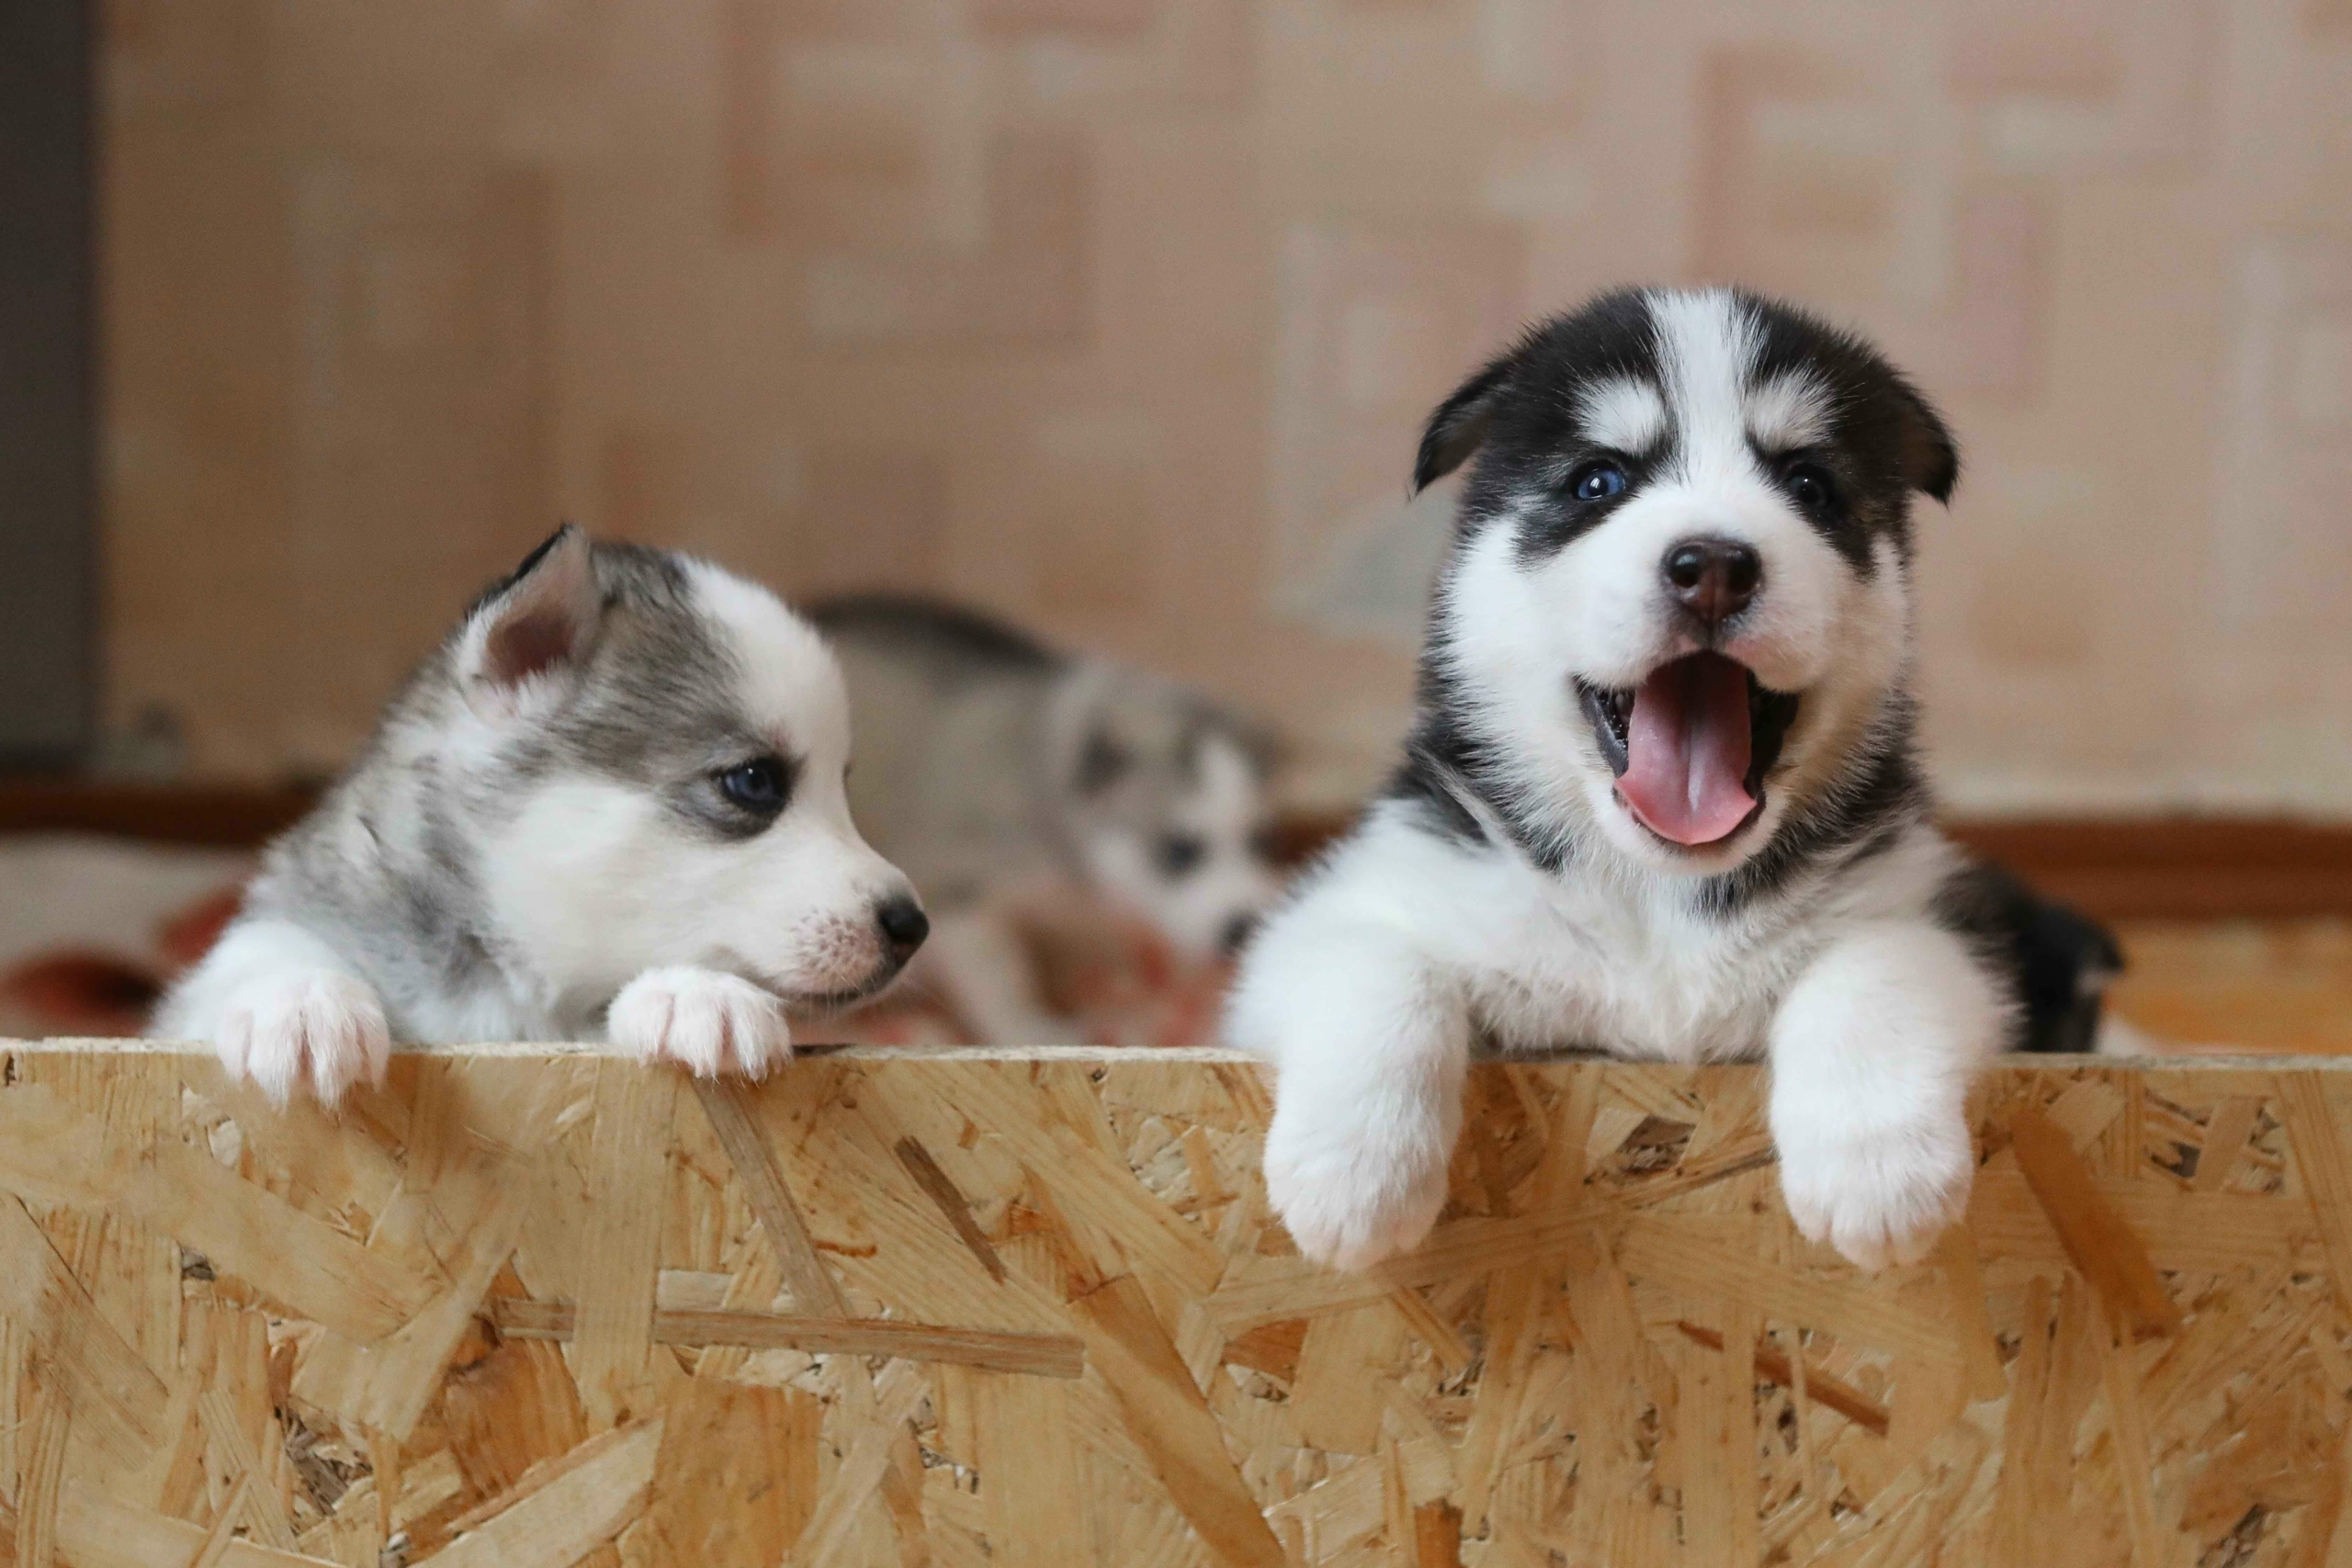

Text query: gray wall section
(0, 0), (96, 770)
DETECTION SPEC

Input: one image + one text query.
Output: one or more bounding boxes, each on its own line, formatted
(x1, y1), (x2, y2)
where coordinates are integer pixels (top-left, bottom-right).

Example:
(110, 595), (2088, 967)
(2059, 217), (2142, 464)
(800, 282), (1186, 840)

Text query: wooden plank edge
(491, 1299), (1085, 1380)
(17, 1042), (2352, 1069)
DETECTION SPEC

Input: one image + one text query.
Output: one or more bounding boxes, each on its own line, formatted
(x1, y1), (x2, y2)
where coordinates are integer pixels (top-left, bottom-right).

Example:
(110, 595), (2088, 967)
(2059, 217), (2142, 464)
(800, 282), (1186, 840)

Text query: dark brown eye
(1786, 463), (1837, 512)
(718, 755), (792, 817)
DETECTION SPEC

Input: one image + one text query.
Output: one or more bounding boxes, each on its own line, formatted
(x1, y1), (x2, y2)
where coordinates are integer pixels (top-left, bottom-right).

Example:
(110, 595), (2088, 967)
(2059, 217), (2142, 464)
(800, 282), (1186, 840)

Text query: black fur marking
(1414, 356), (1516, 492)
(1755, 445), (1876, 577)
(1903, 397), (1960, 506)
(1742, 295), (1960, 561)
(1384, 735), (1491, 850)
(1934, 862), (2122, 1054)
(1426, 289), (1960, 574)
(1510, 447), (1672, 567)
(1393, 647), (1576, 874)
(1427, 291), (1668, 561)
(1695, 698), (1930, 917)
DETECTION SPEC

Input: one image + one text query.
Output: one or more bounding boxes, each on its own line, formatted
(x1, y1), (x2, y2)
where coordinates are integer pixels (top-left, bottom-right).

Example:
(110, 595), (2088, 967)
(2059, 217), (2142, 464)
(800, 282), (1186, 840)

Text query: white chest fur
(1278, 800), (1961, 1066)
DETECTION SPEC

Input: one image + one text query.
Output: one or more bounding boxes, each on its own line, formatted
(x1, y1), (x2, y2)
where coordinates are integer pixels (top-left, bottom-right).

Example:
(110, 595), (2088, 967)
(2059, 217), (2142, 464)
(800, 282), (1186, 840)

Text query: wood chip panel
(4, 1042), (2350, 1565)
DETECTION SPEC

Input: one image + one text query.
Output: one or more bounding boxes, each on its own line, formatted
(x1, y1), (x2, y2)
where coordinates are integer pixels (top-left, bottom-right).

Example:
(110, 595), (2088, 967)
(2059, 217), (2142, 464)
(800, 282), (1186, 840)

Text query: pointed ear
(457, 525), (603, 717)
(1413, 355), (1515, 492)
(1896, 383), (1959, 505)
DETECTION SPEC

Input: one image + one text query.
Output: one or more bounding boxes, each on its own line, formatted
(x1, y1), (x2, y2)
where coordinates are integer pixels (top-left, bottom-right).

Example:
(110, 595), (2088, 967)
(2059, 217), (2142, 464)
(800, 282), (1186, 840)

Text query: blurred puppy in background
(814, 597), (1280, 1043)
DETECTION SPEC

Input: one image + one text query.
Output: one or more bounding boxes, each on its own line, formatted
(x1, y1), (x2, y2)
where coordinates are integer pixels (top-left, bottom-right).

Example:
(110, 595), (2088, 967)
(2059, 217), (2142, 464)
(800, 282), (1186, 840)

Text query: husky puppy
(157, 527), (928, 1103)
(811, 597), (1278, 1040)
(1227, 287), (2119, 1272)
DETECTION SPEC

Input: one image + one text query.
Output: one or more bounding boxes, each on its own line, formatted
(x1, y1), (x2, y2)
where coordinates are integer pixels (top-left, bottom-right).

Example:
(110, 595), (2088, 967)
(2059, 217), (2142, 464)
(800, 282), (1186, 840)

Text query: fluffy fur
(157, 528), (926, 1103)
(1228, 287), (2113, 1272)
(813, 596), (1279, 1042)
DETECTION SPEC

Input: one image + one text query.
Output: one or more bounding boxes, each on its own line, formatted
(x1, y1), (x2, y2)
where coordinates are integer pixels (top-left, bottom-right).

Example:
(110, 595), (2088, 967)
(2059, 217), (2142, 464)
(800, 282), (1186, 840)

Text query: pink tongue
(1616, 653), (1756, 846)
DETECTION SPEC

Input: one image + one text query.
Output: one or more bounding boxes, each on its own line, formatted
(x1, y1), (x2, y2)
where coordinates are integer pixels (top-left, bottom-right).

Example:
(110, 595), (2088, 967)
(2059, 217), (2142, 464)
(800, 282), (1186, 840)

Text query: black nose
(875, 896), (929, 962)
(1663, 538), (1763, 626)
(1219, 913), (1259, 957)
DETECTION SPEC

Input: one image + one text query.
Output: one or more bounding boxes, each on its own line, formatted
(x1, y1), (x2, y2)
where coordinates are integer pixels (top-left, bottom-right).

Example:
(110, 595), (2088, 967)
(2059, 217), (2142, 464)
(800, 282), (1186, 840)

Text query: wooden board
(4, 1042), (2351, 1565)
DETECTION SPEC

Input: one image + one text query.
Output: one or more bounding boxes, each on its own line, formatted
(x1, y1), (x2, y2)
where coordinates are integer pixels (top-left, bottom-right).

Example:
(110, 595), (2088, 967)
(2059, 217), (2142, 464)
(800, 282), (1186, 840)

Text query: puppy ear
(457, 525), (603, 718)
(1413, 355), (1514, 492)
(1895, 382), (1959, 505)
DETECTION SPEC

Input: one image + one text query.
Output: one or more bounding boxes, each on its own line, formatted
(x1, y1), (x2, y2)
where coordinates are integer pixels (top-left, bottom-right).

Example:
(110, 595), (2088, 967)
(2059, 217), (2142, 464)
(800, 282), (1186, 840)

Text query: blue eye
(718, 755), (793, 817)
(1572, 463), (1628, 502)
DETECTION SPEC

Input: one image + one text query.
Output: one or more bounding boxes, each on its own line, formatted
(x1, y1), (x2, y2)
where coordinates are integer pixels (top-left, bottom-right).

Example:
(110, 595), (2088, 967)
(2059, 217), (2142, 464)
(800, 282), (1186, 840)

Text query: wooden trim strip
(0, 781), (316, 845)
(1947, 818), (2352, 919)
(491, 1297), (1086, 1380)
(6, 785), (2347, 917)
(1276, 809), (2352, 919)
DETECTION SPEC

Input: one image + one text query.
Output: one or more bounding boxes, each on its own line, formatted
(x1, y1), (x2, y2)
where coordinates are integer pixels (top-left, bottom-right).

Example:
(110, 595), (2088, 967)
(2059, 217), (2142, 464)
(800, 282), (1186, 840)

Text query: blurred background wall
(97, 0), (2352, 815)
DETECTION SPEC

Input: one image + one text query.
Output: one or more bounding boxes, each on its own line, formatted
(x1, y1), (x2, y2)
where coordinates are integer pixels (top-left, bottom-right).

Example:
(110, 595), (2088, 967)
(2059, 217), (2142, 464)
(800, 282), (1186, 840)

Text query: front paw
(1264, 1102), (1453, 1271)
(217, 973), (390, 1108)
(1775, 1100), (1974, 1271)
(607, 968), (790, 1077)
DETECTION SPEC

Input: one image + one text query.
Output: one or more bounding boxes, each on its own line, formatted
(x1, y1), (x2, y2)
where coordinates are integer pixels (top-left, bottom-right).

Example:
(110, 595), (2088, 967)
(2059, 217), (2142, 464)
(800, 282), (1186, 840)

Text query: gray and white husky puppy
(158, 527), (928, 1102)
(812, 597), (1279, 1041)
(1228, 287), (2119, 1274)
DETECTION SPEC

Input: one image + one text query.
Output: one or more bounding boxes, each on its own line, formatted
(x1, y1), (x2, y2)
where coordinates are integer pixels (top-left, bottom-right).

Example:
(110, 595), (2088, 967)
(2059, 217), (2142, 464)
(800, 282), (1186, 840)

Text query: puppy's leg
(155, 918), (390, 1108)
(1228, 909), (1466, 1271)
(606, 966), (791, 1077)
(1769, 920), (2006, 1270)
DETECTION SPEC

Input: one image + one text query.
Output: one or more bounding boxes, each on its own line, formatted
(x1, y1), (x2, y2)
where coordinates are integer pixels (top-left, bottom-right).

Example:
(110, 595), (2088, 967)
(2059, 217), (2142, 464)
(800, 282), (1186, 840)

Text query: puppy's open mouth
(1575, 652), (1801, 849)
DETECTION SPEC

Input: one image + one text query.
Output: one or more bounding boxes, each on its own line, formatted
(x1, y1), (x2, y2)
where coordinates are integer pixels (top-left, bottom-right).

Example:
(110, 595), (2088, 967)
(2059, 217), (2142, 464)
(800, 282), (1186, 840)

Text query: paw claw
(609, 968), (790, 1077)
(213, 974), (389, 1110)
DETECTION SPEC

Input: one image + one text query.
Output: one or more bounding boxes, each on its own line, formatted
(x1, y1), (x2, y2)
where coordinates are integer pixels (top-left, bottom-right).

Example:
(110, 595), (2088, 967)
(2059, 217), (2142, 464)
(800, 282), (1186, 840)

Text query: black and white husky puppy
(1227, 287), (2117, 1273)
(157, 527), (929, 1103)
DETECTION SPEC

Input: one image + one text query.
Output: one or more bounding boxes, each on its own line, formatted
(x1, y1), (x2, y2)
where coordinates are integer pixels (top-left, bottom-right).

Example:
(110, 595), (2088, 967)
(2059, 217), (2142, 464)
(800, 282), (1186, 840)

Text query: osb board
(3, 1046), (2352, 1566)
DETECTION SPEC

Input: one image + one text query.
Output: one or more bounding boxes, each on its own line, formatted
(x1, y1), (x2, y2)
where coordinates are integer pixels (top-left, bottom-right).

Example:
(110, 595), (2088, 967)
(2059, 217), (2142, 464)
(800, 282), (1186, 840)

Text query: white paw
(216, 972), (390, 1108)
(607, 967), (790, 1078)
(1774, 1100), (1974, 1271)
(1263, 1099), (1453, 1272)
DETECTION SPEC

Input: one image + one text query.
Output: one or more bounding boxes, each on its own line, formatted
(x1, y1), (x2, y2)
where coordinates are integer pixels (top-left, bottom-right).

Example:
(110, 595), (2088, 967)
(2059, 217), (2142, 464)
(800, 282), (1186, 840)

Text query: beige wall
(101, 0), (2352, 812)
